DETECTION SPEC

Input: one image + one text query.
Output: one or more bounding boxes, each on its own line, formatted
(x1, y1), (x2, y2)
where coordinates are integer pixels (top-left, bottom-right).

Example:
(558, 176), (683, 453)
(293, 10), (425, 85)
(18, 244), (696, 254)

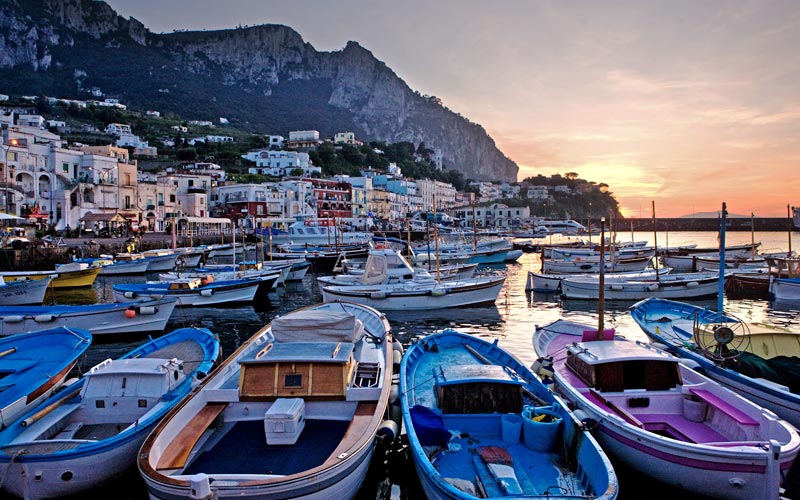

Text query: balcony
(146, 204), (156, 210)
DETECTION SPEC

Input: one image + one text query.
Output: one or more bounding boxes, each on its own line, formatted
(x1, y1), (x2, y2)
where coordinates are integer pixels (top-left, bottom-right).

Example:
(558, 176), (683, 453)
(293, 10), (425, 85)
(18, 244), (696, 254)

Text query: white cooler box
(264, 398), (306, 445)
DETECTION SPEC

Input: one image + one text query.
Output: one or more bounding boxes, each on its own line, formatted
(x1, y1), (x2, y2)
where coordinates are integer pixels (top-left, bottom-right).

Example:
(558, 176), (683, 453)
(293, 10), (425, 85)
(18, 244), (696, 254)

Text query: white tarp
(271, 310), (364, 343)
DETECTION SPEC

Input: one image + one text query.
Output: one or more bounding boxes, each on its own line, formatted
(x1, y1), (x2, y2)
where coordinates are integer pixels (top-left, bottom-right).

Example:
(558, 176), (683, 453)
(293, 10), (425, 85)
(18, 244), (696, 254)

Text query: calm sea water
(16, 231), (800, 500)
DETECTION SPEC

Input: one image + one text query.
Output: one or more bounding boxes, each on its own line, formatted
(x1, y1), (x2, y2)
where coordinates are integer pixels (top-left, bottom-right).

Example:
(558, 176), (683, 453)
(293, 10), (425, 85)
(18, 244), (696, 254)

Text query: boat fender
(685, 281), (699, 288)
(124, 291), (137, 299)
(200, 289), (214, 297)
(430, 287), (447, 297)
(2, 315), (24, 323)
(376, 419), (399, 444)
(573, 409), (597, 430)
(610, 284), (624, 291)
(124, 309), (137, 319)
(138, 306), (157, 315)
(188, 473), (213, 500)
(370, 291), (387, 300)
(392, 339), (404, 356)
(34, 314), (55, 323)
(393, 349), (402, 373)
(647, 283), (660, 292)
(389, 383), (400, 404)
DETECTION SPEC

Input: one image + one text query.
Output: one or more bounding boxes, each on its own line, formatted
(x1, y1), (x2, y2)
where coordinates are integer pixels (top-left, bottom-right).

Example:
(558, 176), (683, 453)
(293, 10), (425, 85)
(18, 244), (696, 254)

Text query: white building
(188, 120), (214, 127)
(18, 115), (44, 128)
(287, 130), (320, 149)
(416, 178), (457, 210)
(205, 135), (234, 143)
(146, 110), (161, 118)
(105, 123), (132, 136)
(267, 135), (285, 148)
(243, 150), (320, 177)
(526, 185), (550, 201)
(454, 203), (530, 229)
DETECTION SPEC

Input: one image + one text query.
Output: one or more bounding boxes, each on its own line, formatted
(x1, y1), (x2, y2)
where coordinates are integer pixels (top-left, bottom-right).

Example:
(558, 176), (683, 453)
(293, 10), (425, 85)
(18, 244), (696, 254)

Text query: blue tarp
(409, 405), (450, 448)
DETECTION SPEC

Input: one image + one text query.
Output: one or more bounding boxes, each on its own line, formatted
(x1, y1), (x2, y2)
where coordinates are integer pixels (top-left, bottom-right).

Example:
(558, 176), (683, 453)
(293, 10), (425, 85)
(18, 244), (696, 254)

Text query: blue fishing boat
(0, 297), (178, 337)
(400, 329), (618, 499)
(0, 326), (220, 499)
(112, 275), (273, 307)
(0, 327), (92, 429)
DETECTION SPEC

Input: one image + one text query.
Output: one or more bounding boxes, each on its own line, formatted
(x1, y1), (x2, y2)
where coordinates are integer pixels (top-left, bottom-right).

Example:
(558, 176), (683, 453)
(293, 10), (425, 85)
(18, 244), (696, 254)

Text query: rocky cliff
(0, 0), (518, 182)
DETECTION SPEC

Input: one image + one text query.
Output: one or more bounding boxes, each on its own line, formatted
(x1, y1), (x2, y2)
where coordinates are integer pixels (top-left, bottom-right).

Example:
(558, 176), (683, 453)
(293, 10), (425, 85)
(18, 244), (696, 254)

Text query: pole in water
(717, 202), (727, 313)
(598, 216), (605, 338)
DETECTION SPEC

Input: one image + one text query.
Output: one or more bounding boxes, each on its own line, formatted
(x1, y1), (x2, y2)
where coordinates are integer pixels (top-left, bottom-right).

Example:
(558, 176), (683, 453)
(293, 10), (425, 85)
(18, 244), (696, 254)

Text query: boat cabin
(238, 310), (367, 401)
(238, 342), (356, 400)
(565, 341), (683, 392)
(360, 249), (415, 285)
(81, 358), (187, 412)
(435, 365), (525, 414)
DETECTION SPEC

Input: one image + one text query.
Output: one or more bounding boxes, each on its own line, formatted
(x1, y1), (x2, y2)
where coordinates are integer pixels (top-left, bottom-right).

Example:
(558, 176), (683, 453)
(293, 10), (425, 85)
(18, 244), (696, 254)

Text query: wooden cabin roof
(241, 341), (355, 364)
(437, 365), (525, 386)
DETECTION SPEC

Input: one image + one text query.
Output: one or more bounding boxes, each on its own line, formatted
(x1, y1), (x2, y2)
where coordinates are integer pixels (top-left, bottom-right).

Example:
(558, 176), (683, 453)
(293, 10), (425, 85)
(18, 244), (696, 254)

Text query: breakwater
(598, 217), (795, 232)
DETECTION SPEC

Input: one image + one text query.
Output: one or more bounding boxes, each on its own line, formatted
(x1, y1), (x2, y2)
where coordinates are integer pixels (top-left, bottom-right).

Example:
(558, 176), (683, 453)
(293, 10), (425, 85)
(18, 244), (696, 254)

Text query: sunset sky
(112, 0), (800, 217)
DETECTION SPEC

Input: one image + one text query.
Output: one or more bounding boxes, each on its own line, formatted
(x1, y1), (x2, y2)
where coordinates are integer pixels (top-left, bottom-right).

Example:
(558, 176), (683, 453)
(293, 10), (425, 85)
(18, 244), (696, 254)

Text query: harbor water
(5, 231), (800, 500)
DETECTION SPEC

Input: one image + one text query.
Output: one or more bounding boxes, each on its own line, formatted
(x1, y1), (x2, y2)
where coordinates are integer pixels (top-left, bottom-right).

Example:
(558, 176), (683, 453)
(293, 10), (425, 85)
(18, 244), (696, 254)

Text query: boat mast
(751, 212), (755, 261)
(717, 202), (727, 313)
(598, 216), (605, 338)
(433, 193), (440, 283)
(651, 201), (660, 284)
(471, 194), (477, 252)
(789, 204), (794, 256)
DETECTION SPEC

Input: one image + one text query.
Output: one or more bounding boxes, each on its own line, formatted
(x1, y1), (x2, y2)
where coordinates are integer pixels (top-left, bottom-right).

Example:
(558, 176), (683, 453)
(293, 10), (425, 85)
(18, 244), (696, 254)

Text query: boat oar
(20, 384), (81, 428)
(0, 348), (17, 358)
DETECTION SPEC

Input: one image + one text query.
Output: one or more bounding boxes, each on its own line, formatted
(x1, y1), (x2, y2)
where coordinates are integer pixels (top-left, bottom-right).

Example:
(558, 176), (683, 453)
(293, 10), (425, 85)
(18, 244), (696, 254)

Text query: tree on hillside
(564, 172), (579, 180)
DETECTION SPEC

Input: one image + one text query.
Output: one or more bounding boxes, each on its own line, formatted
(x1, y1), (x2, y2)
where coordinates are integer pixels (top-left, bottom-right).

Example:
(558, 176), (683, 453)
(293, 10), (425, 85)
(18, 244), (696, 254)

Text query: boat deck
(183, 419), (350, 475)
(144, 339), (206, 373)
(432, 433), (579, 497)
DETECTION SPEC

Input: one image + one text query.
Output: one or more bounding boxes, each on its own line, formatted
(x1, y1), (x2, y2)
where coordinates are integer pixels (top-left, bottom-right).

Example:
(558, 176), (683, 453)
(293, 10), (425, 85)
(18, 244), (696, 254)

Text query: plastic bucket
(683, 397), (707, 422)
(501, 414), (523, 443)
(522, 406), (562, 452)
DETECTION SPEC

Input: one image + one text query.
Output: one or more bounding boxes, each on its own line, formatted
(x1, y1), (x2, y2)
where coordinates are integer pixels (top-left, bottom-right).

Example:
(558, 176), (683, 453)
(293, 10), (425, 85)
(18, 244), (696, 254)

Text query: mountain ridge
(0, 0), (518, 182)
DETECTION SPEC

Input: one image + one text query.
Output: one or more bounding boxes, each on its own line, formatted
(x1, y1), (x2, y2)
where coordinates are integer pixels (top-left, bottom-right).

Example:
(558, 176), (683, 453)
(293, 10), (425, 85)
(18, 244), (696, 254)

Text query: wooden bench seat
(156, 402), (227, 470)
(689, 389), (758, 426)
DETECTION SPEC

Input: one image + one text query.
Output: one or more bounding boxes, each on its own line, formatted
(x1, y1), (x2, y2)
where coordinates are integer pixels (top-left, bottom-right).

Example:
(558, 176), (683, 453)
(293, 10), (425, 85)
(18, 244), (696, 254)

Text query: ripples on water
(33, 232), (800, 500)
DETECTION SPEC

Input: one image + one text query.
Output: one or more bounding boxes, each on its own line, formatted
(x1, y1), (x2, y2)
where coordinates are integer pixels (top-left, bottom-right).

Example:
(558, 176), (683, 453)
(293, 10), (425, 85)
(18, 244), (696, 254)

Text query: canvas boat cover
(271, 310), (364, 343)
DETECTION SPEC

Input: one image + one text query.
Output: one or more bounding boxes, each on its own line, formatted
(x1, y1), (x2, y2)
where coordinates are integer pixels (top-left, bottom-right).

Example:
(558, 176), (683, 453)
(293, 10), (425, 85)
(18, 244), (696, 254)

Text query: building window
(284, 374), (302, 388)
(62, 162), (69, 172)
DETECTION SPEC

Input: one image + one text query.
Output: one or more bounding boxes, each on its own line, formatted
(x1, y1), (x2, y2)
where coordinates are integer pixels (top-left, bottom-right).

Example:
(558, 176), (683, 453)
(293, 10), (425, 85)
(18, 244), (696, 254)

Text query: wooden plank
(322, 402), (377, 467)
(156, 402), (227, 470)
(589, 389), (643, 428)
(689, 388), (758, 426)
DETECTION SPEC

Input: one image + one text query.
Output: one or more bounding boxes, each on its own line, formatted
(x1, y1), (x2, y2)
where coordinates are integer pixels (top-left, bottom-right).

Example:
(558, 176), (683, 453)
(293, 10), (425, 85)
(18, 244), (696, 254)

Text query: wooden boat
(321, 272), (505, 311)
(0, 264), (101, 289)
(112, 275), (271, 307)
(0, 275), (53, 305)
(0, 297), (178, 337)
(661, 242), (762, 272)
(771, 277), (800, 302)
(560, 271), (722, 300)
(64, 256), (152, 275)
(158, 266), (282, 290)
(631, 297), (800, 428)
(137, 301), (397, 500)
(525, 268), (670, 293)
(542, 255), (653, 274)
(400, 329), (618, 500)
(0, 326), (219, 499)
(0, 327), (92, 429)
(533, 319), (800, 500)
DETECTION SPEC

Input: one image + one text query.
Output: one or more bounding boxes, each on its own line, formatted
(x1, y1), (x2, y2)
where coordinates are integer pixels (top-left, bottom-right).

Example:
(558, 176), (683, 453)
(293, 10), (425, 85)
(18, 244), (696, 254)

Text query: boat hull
(1, 267), (101, 288)
(320, 277), (505, 310)
(0, 276), (52, 305)
(113, 281), (262, 307)
(560, 273), (720, 300)
(100, 258), (152, 275)
(771, 278), (800, 302)
(0, 298), (178, 336)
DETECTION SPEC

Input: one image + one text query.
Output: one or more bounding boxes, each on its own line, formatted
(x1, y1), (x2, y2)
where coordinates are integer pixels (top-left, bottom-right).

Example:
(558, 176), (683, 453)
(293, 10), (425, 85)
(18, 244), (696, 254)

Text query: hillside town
(0, 92), (611, 240)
